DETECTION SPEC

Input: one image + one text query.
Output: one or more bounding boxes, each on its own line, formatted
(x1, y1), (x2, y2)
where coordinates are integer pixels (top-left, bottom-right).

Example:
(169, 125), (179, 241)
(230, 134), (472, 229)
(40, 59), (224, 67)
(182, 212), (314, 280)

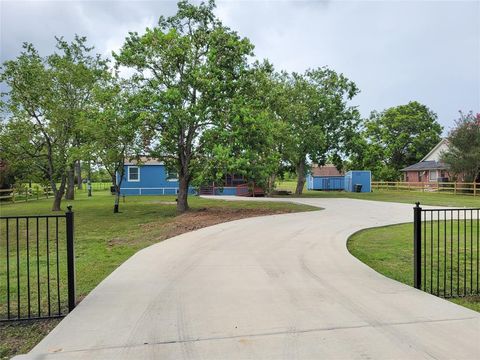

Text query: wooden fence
(0, 182), (111, 203)
(371, 181), (479, 196)
(0, 186), (55, 203)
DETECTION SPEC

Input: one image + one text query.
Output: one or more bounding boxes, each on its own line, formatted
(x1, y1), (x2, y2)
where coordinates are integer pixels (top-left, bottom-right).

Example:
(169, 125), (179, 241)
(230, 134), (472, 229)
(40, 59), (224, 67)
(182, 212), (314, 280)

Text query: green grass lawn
(276, 180), (480, 207)
(348, 222), (480, 312)
(0, 191), (316, 359)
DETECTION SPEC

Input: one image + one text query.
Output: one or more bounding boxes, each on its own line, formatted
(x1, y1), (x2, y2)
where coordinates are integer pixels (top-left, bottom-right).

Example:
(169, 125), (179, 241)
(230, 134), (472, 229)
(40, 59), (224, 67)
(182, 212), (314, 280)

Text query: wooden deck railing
(371, 181), (479, 196)
(236, 183), (265, 197)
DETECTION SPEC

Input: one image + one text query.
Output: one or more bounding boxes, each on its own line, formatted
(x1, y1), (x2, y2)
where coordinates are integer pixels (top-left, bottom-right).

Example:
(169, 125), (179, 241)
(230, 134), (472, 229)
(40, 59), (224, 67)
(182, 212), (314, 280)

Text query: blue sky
(1, 0), (479, 133)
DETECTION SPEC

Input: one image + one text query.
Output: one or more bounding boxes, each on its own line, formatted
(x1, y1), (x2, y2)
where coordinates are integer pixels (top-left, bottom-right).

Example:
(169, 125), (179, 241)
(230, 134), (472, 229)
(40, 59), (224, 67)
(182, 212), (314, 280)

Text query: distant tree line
(0, 0), (475, 212)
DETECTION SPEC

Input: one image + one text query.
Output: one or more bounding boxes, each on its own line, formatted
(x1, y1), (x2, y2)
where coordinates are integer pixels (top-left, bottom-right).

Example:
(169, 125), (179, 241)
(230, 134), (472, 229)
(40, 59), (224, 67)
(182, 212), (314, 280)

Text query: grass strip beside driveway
(348, 223), (480, 312)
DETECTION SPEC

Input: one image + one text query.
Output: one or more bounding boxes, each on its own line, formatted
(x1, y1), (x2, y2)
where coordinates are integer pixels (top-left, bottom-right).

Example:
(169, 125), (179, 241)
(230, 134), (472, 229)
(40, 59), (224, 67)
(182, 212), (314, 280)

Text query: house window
(429, 170), (437, 181)
(128, 166), (140, 182)
(166, 169), (178, 181)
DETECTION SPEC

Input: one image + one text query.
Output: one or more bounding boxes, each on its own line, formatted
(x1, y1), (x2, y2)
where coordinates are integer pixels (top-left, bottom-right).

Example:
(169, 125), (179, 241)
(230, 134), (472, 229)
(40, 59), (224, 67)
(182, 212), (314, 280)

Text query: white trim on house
(165, 169), (179, 182)
(128, 166), (140, 182)
(119, 187), (179, 195)
(421, 139), (449, 162)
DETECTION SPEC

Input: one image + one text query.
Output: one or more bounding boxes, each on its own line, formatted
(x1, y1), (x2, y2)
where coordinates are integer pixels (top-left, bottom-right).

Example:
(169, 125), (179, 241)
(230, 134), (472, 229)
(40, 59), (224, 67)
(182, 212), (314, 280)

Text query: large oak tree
(114, 0), (254, 212)
(279, 68), (360, 194)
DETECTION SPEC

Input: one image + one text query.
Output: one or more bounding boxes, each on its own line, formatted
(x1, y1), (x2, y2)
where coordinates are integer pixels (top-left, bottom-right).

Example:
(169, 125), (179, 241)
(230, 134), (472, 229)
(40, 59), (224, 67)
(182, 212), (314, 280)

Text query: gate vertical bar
(55, 217), (61, 315)
(66, 206), (76, 312)
(444, 210), (447, 297)
(464, 210), (467, 296)
(414, 202), (422, 289)
(6, 218), (10, 319)
(46, 217), (50, 316)
(26, 218), (31, 318)
(16, 218), (20, 319)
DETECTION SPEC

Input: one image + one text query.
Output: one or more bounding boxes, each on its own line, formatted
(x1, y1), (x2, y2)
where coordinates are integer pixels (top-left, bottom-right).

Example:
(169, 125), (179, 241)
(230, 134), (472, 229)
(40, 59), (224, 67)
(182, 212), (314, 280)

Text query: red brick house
(400, 139), (453, 182)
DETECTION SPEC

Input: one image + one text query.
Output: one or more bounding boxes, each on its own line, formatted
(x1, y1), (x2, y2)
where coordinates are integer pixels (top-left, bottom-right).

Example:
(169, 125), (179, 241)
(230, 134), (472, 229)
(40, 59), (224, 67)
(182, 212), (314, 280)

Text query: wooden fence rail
(0, 186), (55, 203)
(371, 181), (478, 196)
(0, 182), (110, 203)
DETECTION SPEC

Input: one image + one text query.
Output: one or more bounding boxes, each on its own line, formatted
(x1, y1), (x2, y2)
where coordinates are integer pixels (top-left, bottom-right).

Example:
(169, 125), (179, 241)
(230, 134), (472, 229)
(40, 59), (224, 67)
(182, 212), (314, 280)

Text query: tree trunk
(295, 161), (306, 195)
(112, 174), (117, 187)
(65, 165), (75, 200)
(114, 185), (120, 213)
(177, 175), (190, 213)
(52, 176), (67, 211)
(267, 174), (276, 196)
(76, 160), (82, 189)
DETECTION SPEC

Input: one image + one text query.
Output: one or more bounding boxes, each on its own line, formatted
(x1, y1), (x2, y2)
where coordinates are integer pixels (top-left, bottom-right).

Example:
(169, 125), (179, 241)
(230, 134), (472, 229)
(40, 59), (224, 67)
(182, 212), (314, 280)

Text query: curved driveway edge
(16, 198), (480, 359)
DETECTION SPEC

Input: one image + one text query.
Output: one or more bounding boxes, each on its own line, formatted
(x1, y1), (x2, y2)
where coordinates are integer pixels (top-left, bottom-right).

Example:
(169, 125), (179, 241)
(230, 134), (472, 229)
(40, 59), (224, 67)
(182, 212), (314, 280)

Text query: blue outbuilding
(307, 165), (345, 191)
(344, 170), (371, 193)
(307, 176), (345, 191)
(117, 158), (195, 196)
(307, 165), (371, 193)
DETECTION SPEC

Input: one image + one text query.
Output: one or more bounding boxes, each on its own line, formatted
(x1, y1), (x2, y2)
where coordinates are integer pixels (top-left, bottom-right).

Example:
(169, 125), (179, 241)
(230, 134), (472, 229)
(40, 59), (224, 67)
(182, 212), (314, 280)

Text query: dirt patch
(107, 237), (130, 247)
(0, 319), (60, 360)
(141, 207), (295, 242)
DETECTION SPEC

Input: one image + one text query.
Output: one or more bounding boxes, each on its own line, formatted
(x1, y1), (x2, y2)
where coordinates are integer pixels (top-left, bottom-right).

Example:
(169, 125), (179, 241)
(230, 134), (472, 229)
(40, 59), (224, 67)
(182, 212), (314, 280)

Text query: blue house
(117, 158), (195, 196)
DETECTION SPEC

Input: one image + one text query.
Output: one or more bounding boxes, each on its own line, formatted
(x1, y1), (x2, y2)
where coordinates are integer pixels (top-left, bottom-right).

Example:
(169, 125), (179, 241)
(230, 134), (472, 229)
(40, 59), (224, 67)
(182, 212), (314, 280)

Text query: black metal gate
(414, 203), (480, 297)
(0, 207), (75, 322)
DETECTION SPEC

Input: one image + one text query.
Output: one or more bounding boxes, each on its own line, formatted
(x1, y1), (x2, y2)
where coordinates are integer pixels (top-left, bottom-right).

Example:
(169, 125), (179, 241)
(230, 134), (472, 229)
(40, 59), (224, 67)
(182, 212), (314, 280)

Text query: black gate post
(66, 206), (76, 312)
(414, 202), (422, 289)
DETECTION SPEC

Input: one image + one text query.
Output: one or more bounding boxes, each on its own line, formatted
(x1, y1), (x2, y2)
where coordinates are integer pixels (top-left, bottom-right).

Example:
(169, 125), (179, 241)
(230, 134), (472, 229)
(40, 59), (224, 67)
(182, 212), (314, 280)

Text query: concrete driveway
(17, 198), (479, 359)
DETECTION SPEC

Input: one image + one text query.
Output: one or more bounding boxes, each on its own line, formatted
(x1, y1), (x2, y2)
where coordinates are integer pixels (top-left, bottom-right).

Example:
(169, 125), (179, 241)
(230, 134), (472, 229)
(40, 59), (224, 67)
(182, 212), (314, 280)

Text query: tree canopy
(0, 36), (108, 210)
(441, 112), (480, 182)
(349, 101), (443, 181)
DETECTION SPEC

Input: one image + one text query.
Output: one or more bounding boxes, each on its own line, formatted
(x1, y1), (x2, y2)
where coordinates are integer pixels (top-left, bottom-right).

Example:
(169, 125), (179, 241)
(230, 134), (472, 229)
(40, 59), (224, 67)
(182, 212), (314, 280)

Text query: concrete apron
(15, 198), (480, 359)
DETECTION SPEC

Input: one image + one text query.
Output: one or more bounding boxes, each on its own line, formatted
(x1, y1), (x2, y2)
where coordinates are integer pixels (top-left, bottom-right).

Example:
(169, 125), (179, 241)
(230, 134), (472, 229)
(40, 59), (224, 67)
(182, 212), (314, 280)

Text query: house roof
(124, 156), (164, 165)
(421, 138), (449, 162)
(311, 164), (343, 177)
(400, 160), (449, 172)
